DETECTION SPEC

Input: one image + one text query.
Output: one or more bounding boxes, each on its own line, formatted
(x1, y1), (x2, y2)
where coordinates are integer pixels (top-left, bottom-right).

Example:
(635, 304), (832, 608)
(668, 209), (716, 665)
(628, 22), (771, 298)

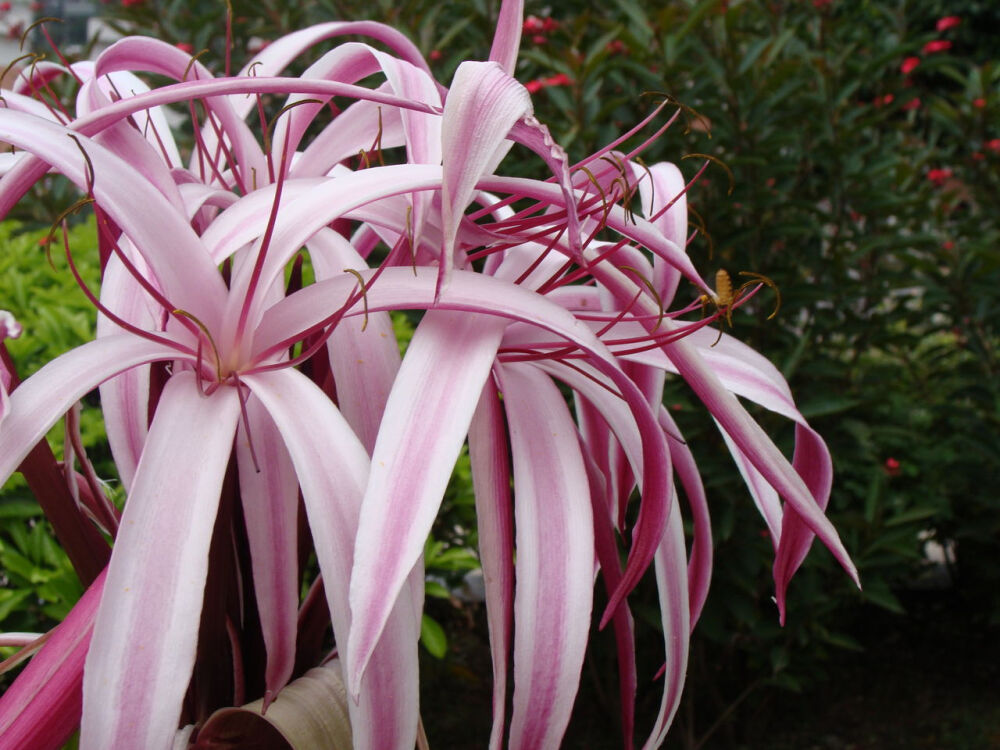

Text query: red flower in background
(884, 458), (901, 477)
(524, 72), (573, 94)
(606, 39), (627, 55)
(174, 42), (193, 54)
(973, 98), (986, 108)
(927, 168), (953, 186)
(901, 98), (921, 111)
(922, 40), (952, 54)
(901, 56), (920, 75)
(986, 139), (1000, 153)
(936, 15), (961, 32)
(523, 15), (544, 33)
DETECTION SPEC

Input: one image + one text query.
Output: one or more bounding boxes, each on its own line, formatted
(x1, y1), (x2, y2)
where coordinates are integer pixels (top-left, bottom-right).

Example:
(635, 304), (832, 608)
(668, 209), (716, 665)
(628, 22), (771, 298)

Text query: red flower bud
(922, 40), (952, 54)
(935, 15), (961, 32)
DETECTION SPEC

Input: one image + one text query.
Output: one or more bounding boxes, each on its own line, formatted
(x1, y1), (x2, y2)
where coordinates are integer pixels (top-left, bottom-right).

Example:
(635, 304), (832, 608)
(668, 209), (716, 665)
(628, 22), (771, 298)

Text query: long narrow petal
(498, 363), (594, 750)
(243, 369), (420, 750)
(489, 0), (525, 75)
(236, 396), (300, 703)
(94, 36), (267, 187)
(581, 444), (636, 750)
(306, 228), (401, 454)
(642, 498), (690, 749)
(233, 21), (434, 115)
(96, 255), (158, 491)
(440, 62), (531, 290)
(773, 423), (835, 624)
(258, 268), (672, 621)
(658, 406), (712, 629)
(468, 379), (514, 750)
(81, 373), (241, 750)
(347, 310), (506, 695)
(0, 335), (184, 486)
(0, 569), (105, 749)
(659, 334), (856, 586)
(0, 111), (227, 328)
(634, 161), (688, 305)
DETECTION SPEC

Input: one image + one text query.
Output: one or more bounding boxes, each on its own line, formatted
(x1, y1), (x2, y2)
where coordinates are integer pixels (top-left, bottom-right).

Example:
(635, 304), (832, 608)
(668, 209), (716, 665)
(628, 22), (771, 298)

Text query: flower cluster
(522, 14), (558, 45)
(0, 4), (854, 749)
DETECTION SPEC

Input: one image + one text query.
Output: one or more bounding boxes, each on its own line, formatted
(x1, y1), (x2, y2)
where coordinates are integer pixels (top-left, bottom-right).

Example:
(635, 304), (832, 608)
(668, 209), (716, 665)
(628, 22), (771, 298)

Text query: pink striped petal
(94, 36), (267, 188)
(347, 310), (506, 695)
(82, 373), (241, 750)
(642, 499), (690, 748)
(581, 445), (637, 749)
(634, 161), (688, 305)
(0, 335), (184, 486)
(498, 363), (594, 749)
(0, 111), (226, 329)
(243, 368), (420, 750)
(489, 0), (525, 75)
(658, 406), (712, 629)
(96, 256), (157, 490)
(232, 21), (434, 117)
(468, 380), (514, 750)
(440, 62), (531, 289)
(306, 229), (401, 454)
(236, 396), (300, 703)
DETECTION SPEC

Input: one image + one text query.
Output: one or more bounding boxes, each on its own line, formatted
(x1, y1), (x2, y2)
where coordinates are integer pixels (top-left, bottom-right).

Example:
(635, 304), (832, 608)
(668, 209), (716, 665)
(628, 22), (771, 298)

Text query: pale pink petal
(468, 380), (514, 750)
(233, 21), (434, 117)
(489, 0), (525, 75)
(642, 498), (690, 748)
(581, 444), (637, 749)
(634, 161), (688, 305)
(96, 256), (157, 490)
(82, 373), (241, 750)
(236, 396), (299, 703)
(306, 229), (401, 454)
(440, 62), (531, 289)
(291, 94), (408, 177)
(498, 363), (594, 750)
(0, 111), (226, 329)
(94, 36), (267, 188)
(0, 310), (21, 427)
(652, 331), (856, 587)
(258, 268), (672, 625)
(347, 311), (507, 695)
(658, 406), (712, 629)
(76, 68), (183, 168)
(243, 368), (420, 750)
(0, 335), (185, 486)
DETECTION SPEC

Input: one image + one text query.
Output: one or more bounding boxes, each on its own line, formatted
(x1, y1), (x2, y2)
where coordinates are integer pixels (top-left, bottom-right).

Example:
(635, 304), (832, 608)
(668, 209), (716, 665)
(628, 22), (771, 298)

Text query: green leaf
(0, 589), (31, 622)
(0, 499), (42, 519)
(884, 507), (940, 528)
(424, 580), (451, 599)
(861, 582), (905, 615)
(420, 614), (448, 659)
(798, 396), (863, 418)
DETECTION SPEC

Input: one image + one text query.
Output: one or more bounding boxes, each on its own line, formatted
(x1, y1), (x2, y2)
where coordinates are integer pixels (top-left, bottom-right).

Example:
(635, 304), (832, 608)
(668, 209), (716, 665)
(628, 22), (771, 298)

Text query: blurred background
(1, 1), (998, 747)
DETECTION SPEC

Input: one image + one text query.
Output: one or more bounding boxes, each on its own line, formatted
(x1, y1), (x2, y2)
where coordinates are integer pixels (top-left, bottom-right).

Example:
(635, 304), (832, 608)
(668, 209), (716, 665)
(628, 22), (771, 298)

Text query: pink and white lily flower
(0, 5), (857, 749)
